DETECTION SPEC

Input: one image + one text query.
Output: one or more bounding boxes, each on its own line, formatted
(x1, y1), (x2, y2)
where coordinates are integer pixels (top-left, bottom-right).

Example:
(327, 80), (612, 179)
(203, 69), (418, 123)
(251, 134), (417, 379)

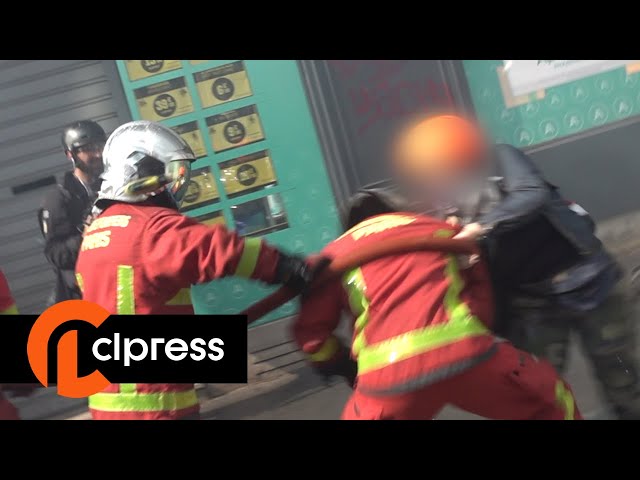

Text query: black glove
(275, 253), (331, 294)
(312, 343), (358, 389)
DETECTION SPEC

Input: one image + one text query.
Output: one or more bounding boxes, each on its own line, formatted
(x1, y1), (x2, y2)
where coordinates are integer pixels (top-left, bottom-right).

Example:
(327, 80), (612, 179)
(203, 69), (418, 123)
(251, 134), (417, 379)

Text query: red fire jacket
(0, 270), (21, 420)
(292, 213), (498, 395)
(0, 269), (17, 315)
(76, 202), (284, 420)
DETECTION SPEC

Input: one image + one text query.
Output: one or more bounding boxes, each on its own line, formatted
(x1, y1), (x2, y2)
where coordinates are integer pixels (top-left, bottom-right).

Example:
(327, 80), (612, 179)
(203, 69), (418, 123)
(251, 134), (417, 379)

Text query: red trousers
(342, 342), (582, 420)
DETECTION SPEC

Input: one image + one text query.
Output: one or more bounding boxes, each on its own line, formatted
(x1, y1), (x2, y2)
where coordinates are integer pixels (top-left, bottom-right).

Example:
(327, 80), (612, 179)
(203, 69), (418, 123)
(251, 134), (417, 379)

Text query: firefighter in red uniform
(76, 121), (324, 420)
(291, 115), (584, 420)
(0, 269), (37, 420)
(0, 269), (17, 316)
(293, 207), (582, 420)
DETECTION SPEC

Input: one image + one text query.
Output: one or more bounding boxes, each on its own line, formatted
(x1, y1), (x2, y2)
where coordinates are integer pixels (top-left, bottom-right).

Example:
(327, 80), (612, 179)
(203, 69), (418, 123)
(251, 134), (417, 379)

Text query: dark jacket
(481, 144), (602, 256)
(478, 144), (621, 311)
(37, 171), (98, 306)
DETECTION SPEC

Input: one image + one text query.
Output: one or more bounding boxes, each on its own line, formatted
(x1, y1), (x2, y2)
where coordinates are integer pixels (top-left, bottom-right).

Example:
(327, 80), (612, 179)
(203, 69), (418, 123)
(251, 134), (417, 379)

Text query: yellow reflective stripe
(89, 389), (199, 413)
(234, 237), (262, 278)
(75, 273), (84, 294)
(358, 315), (488, 374)
(309, 336), (339, 362)
(434, 228), (455, 239)
(555, 381), (576, 420)
(117, 265), (135, 315)
(343, 268), (370, 356)
(0, 304), (18, 315)
(346, 230), (490, 375)
(120, 383), (136, 394)
(166, 288), (192, 306)
(443, 254), (475, 325)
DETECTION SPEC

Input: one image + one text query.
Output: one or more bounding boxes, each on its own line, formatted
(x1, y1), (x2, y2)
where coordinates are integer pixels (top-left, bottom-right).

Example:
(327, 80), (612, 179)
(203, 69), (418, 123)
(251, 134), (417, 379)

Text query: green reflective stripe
(444, 256), (473, 322)
(117, 265), (135, 315)
(343, 268), (370, 356)
(166, 288), (192, 306)
(309, 335), (339, 362)
(75, 273), (84, 293)
(89, 389), (199, 413)
(120, 383), (136, 394)
(358, 314), (489, 374)
(434, 228), (455, 239)
(1, 304), (18, 315)
(555, 381), (576, 420)
(347, 239), (490, 375)
(234, 238), (262, 278)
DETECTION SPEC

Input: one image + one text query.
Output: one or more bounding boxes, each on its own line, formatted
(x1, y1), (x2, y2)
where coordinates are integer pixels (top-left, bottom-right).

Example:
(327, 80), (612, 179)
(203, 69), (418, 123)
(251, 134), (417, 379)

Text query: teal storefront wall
(115, 60), (341, 326)
(462, 60), (640, 147)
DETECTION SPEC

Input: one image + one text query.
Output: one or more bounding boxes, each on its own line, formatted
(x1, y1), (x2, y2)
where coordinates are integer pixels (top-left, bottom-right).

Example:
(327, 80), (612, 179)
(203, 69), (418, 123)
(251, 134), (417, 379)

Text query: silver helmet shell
(97, 120), (196, 206)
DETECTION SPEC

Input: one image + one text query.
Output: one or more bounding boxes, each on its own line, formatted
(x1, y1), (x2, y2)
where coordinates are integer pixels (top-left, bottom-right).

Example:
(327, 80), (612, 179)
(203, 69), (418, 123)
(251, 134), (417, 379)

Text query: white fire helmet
(96, 120), (196, 208)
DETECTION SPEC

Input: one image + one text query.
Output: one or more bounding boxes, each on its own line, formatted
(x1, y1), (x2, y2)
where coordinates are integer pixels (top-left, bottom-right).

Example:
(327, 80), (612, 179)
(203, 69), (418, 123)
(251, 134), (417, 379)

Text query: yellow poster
(125, 60), (182, 81)
(190, 60), (209, 65)
(195, 210), (226, 227)
(206, 105), (266, 153)
(134, 77), (195, 122)
(171, 121), (207, 158)
(220, 150), (277, 198)
(180, 166), (220, 212)
(194, 61), (253, 109)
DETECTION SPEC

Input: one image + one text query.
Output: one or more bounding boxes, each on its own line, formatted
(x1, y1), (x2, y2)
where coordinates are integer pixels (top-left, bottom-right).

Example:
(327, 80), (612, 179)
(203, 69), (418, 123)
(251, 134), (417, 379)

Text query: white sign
(503, 60), (637, 97)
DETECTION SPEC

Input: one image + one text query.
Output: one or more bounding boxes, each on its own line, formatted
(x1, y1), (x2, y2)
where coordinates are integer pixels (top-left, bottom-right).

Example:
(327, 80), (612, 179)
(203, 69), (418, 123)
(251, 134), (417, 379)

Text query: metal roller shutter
(0, 60), (130, 314)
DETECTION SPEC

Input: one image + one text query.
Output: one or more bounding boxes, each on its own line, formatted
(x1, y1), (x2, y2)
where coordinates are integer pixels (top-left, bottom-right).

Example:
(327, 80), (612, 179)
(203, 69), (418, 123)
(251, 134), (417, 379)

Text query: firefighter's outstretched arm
(292, 280), (357, 387)
(142, 212), (321, 291)
(478, 144), (551, 234)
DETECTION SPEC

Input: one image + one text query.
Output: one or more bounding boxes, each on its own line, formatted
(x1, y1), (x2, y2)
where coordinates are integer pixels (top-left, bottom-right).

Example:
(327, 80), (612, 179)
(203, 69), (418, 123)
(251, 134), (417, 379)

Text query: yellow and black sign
(134, 77), (195, 122)
(219, 150), (277, 198)
(195, 210), (226, 227)
(171, 121), (207, 158)
(180, 166), (220, 213)
(194, 61), (253, 109)
(206, 105), (265, 153)
(125, 60), (182, 81)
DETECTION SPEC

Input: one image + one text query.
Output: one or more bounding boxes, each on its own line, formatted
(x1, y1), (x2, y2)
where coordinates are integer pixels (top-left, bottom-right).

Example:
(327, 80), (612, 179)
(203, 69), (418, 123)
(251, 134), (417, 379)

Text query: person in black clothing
(38, 120), (107, 306)
(385, 113), (640, 419)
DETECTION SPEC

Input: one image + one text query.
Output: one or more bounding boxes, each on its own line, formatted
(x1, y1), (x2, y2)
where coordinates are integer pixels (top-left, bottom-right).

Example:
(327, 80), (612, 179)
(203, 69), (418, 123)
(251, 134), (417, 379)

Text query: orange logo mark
(27, 300), (111, 398)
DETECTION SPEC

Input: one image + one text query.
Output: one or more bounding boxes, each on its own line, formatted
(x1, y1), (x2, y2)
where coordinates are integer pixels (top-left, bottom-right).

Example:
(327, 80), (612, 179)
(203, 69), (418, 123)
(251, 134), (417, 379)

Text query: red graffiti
(349, 78), (454, 135)
(328, 60), (408, 84)
(328, 60), (455, 135)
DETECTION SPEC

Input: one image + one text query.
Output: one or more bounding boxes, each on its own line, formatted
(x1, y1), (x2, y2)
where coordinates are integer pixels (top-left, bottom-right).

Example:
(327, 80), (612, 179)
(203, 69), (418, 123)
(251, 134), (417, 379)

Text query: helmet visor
(166, 160), (192, 205)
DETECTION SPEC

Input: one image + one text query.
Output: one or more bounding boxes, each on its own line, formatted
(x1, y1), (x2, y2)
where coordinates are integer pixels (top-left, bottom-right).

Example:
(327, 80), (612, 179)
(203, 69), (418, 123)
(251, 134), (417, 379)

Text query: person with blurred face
(292, 188), (582, 420)
(390, 113), (640, 420)
(37, 120), (107, 306)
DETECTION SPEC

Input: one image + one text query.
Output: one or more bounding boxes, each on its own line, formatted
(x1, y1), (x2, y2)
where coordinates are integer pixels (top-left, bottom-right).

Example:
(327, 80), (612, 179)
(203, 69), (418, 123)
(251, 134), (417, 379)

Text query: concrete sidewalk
(11, 310), (617, 421)
(16, 327), (615, 421)
(199, 334), (613, 420)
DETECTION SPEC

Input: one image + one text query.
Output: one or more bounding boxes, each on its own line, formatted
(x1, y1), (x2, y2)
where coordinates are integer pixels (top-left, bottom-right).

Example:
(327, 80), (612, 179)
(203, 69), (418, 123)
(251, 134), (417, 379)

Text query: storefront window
(231, 193), (288, 237)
